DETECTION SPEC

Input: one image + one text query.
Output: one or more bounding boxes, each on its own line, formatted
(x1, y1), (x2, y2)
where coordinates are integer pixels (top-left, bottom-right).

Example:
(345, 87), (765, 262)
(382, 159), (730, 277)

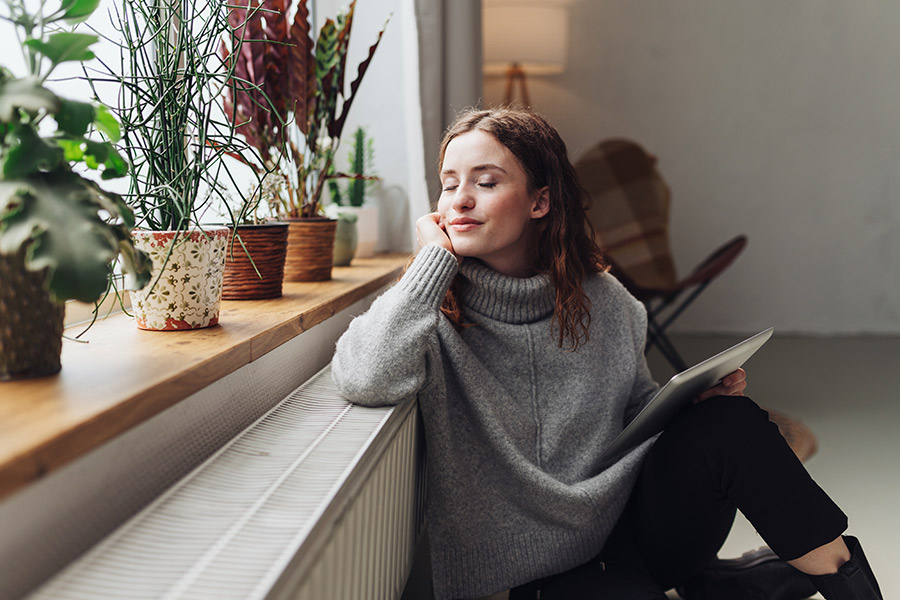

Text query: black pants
(511, 396), (848, 599)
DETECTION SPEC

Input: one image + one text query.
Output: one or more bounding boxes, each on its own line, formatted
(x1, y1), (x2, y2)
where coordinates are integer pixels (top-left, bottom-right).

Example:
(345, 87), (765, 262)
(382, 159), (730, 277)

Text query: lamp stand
(504, 63), (530, 107)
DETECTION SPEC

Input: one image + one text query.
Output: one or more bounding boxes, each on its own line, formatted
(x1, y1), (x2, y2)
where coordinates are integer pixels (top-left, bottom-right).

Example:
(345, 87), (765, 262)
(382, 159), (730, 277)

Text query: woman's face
(438, 130), (549, 277)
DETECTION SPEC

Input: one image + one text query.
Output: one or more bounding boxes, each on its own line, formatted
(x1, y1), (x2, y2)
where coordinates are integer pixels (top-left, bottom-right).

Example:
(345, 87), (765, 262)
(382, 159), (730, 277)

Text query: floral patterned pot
(129, 227), (229, 331)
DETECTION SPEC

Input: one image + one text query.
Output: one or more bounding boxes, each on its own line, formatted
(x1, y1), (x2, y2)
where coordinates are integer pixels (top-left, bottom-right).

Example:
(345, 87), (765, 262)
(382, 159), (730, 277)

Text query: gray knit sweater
(332, 244), (659, 599)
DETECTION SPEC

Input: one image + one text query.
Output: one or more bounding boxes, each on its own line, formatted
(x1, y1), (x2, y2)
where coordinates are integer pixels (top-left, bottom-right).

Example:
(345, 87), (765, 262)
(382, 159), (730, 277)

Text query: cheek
(497, 194), (535, 225)
(436, 195), (450, 217)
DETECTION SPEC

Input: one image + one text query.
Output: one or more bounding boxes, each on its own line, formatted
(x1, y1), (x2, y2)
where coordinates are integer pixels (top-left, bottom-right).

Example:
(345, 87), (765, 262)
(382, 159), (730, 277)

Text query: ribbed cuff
(396, 244), (458, 310)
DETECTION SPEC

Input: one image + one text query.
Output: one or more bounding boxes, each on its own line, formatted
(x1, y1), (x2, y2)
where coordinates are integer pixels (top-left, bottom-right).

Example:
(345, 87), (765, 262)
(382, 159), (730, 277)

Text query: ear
(531, 186), (550, 219)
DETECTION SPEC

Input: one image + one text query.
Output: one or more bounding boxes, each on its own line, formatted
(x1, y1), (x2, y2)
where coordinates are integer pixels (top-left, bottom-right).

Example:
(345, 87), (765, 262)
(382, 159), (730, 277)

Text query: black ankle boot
(677, 546), (817, 600)
(807, 536), (882, 600)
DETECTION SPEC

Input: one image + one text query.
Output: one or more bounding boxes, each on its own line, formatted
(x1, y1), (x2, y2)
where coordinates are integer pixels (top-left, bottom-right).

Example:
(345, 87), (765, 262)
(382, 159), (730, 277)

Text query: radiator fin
(28, 366), (423, 600)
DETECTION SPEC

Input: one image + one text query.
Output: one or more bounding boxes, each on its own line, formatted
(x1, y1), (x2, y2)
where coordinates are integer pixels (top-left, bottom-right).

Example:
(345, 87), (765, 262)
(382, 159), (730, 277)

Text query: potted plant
(327, 125), (379, 261)
(222, 0), (389, 281)
(0, 0), (151, 379)
(89, 0), (259, 329)
(329, 209), (357, 266)
(220, 180), (290, 300)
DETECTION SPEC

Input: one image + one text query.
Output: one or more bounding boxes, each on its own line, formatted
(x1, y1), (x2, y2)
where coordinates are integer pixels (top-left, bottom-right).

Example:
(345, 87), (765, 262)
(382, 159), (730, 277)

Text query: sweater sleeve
(624, 296), (661, 425)
(332, 243), (459, 407)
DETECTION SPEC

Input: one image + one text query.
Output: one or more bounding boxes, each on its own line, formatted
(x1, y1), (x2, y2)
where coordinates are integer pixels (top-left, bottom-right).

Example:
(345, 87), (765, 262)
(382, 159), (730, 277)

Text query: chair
(574, 139), (747, 372)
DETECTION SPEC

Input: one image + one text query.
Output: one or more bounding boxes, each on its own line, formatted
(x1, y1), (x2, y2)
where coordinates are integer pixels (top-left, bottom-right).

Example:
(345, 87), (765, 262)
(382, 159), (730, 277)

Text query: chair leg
(656, 282), (711, 333)
(643, 281), (714, 373)
(646, 314), (689, 372)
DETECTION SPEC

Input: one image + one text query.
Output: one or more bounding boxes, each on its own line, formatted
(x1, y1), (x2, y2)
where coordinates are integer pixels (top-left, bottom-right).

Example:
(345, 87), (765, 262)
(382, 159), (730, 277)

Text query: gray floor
(648, 333), (900, 600)
(476, 333), (899, 600)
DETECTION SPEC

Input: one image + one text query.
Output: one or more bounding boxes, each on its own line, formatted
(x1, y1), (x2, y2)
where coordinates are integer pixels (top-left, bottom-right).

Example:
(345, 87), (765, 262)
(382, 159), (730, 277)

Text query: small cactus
(332, 126), (377, 207)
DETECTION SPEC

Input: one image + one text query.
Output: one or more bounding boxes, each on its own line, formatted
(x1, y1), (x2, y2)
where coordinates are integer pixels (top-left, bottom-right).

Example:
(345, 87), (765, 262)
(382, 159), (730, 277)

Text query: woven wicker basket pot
(222, 222), (290, 300)
(129, 227), (229, 330)
(283, 218), (337, 282)
(0, 248), (65, 380)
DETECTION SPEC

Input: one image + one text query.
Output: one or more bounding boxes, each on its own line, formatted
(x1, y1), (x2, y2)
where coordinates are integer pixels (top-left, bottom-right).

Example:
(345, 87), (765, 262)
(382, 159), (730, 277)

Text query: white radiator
(27, 365), (426, 600)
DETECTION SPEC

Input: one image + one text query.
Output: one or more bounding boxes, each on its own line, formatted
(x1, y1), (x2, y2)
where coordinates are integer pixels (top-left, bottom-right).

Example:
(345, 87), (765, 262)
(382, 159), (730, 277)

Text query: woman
(331, 108), (881, 599)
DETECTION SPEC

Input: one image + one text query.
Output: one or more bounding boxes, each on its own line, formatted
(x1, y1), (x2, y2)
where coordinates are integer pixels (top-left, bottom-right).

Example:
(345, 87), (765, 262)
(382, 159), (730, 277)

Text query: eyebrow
(441, 163), (508, 176)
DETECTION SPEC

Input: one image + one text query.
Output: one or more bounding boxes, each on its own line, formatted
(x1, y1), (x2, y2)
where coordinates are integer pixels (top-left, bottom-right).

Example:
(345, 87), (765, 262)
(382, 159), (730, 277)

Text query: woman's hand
(416, 212), (456, 256)
(696, 368), (747, 402)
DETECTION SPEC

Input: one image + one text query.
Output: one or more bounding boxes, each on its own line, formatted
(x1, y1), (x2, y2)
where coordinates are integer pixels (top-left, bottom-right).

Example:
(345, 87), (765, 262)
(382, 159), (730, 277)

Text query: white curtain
(227, 0), (483, 253)
(412, 0), (483, 210)
(313, 0), (482, 251)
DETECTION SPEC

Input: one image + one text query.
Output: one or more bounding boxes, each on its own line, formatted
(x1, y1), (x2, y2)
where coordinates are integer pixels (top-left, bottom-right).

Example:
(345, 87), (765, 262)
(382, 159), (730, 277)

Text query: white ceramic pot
(129, 227), (229, 330)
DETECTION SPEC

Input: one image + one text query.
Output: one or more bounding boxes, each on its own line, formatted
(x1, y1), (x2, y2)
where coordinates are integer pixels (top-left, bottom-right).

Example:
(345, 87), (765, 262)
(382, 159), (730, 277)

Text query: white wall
(0, 0), (421, 252)
(484, 1), (900, 335)
(316, 0), (423, 253)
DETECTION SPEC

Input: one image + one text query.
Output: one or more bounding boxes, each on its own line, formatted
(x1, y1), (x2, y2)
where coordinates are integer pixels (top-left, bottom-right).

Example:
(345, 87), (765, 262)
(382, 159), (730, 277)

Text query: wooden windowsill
(0, 254), (408, 502)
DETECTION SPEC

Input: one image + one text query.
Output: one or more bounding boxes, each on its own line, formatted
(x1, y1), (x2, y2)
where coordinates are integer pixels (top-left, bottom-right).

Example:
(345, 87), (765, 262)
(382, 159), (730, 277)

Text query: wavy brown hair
(438, 107), (606, 350)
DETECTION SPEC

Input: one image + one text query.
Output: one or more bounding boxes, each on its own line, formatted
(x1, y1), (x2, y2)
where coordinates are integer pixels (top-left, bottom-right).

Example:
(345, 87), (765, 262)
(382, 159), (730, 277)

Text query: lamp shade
(483, 0), (570, 75)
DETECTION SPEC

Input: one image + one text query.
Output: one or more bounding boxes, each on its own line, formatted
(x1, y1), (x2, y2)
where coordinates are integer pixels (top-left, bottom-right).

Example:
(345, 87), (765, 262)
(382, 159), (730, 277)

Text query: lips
(448, 217), (483, 232)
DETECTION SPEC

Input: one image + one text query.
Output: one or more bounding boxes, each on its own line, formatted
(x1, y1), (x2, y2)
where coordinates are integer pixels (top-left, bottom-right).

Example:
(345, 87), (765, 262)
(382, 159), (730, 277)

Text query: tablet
(598, 327), (774, 464)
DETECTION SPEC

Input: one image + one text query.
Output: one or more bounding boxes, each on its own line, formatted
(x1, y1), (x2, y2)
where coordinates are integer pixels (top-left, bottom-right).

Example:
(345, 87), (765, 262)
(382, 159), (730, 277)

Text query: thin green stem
(86, 0), (248, 231)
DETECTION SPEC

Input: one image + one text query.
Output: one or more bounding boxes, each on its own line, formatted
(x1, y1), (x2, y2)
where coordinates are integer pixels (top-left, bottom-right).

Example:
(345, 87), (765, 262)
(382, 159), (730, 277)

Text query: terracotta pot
(222, 222), (289, 300)
(0, 248), (65, 379)
(283, 218), (337, 282)
(129, 227), (229, 330)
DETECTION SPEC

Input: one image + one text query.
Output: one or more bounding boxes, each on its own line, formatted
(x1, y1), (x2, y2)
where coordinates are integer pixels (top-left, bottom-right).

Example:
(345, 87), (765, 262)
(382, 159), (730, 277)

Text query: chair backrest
(574, 138), (678, 293)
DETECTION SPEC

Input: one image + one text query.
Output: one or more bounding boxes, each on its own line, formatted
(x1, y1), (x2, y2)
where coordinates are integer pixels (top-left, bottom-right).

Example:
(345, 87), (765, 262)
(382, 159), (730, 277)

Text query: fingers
(696, 368), (747, 403)
(416, 212), (455, 255)
(721, 368), (747, 395)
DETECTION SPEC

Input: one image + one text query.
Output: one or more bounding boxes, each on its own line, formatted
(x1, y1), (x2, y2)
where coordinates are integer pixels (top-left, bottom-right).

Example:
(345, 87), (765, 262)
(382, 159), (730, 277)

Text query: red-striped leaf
(331, 14), (390, 139)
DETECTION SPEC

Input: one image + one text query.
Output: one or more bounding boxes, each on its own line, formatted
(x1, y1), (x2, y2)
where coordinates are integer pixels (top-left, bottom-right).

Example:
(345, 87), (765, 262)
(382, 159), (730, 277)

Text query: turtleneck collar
(459, 259), (555, 324)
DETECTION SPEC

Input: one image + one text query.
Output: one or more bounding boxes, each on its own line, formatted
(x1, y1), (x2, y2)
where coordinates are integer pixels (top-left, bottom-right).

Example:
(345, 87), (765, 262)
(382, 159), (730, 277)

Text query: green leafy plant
(87, 0), (261, 232)
(222, 0), (389, 218)
(0, 0), (151, 303)
(329, 125), (377, 207)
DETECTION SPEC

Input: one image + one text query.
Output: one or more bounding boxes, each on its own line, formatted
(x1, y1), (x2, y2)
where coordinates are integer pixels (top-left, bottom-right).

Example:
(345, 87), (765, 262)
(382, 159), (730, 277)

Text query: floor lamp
(483, 0), (570, 107)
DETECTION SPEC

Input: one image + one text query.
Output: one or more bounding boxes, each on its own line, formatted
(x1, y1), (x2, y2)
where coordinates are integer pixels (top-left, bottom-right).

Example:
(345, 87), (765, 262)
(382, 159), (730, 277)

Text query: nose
(451, 181), (475, 212)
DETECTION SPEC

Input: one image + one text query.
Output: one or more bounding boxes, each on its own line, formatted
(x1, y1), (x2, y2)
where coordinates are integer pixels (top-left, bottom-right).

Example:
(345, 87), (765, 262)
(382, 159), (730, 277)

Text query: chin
(446, 237), (471, 255)
(448, 242), (481, 259)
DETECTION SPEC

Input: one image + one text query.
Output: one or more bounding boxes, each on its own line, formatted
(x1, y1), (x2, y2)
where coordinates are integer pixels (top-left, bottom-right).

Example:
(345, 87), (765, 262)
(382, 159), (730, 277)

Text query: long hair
(438, 107), (606, 350)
